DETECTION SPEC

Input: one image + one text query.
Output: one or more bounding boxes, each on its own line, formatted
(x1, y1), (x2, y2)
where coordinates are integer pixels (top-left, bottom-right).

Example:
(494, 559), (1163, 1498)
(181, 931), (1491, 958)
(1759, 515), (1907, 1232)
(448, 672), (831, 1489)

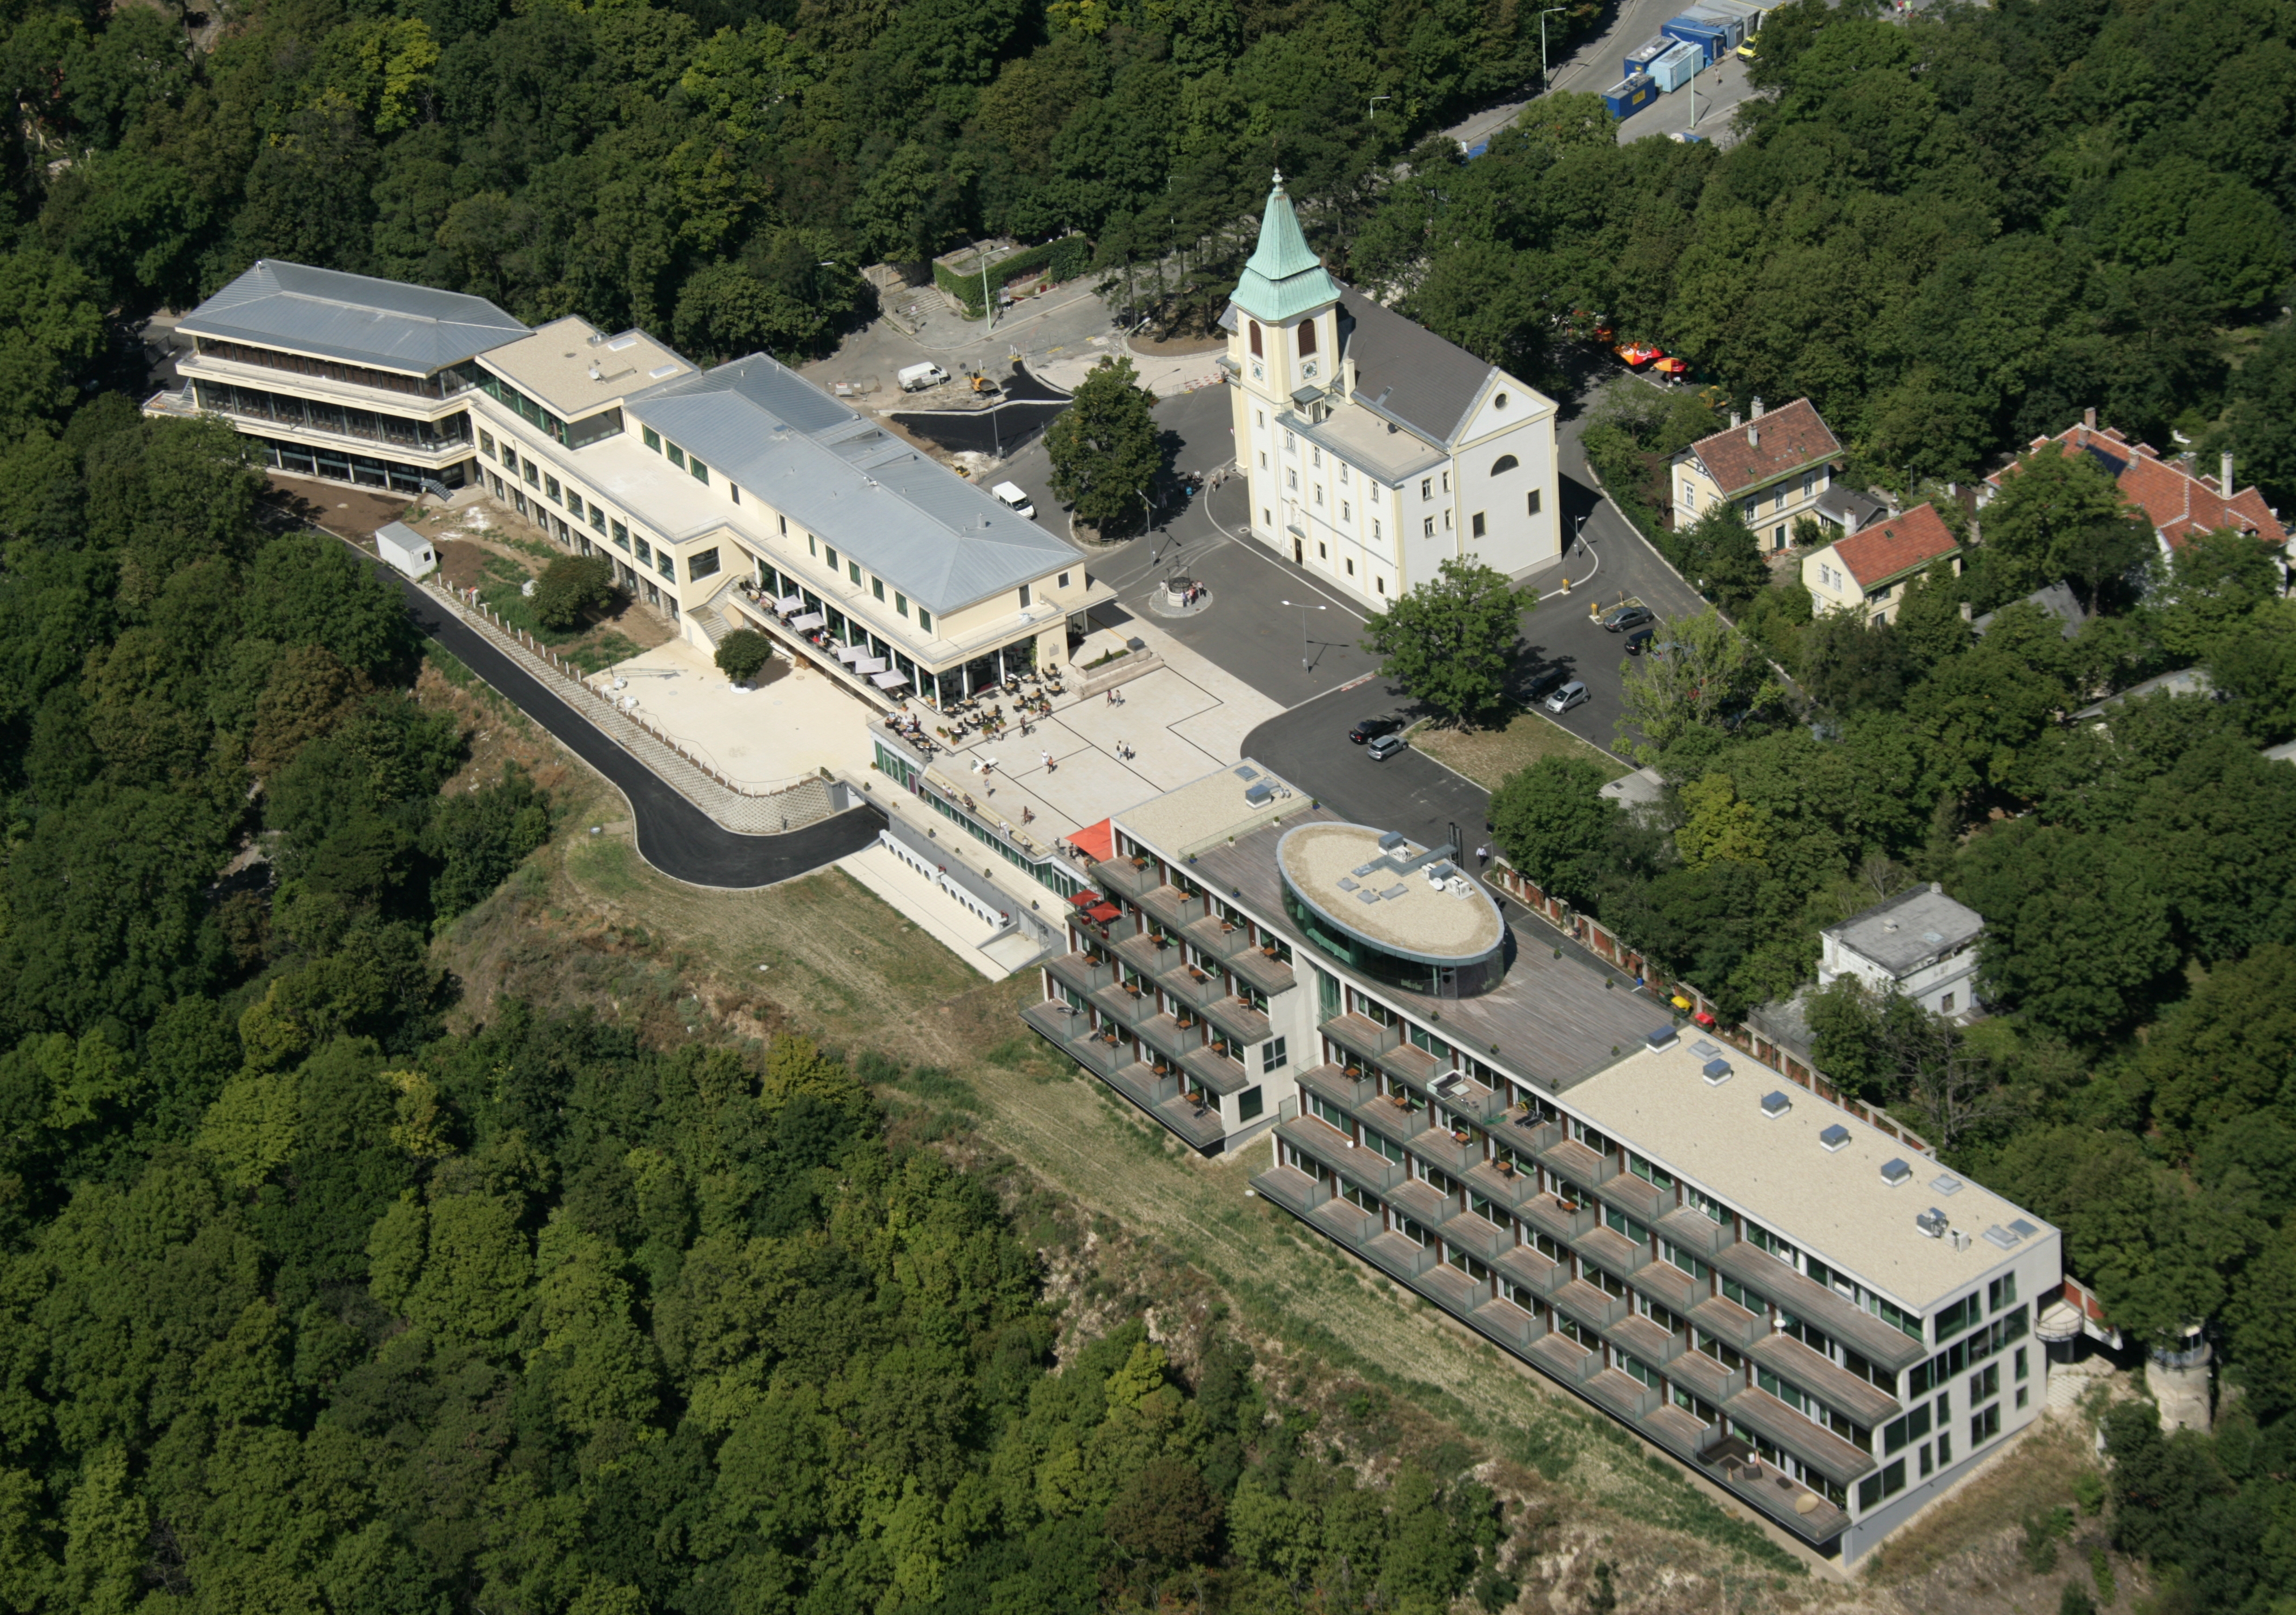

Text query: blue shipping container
(1650, 39), (1702, 92)
(1623, 35), (1672, 78)
(1601, 73), (1659, 118)
(1698, 0), (1766, 33)
(1683, 4), (1744, 47)
(1661, 14), (1729, 63)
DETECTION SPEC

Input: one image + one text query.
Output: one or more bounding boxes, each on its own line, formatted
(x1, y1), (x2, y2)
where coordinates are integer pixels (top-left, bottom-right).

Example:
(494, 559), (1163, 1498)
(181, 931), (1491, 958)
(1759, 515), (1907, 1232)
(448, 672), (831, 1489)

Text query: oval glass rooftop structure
(1276, 822), (1508, 997)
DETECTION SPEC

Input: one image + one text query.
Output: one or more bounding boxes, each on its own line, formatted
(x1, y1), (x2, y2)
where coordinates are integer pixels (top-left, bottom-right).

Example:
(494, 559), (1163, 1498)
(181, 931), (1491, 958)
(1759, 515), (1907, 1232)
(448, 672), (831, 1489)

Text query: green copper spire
(1231, 171), (1341, 325)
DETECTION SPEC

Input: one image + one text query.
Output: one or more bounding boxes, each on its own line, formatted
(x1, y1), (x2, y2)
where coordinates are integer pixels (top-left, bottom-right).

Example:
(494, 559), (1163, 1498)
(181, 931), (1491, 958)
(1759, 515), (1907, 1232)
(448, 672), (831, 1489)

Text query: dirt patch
(1129, 330), (1226, 356)
(1413, 707), (1634, 792)
(266, 475), (427, 539)
(414, 657), (582, 801)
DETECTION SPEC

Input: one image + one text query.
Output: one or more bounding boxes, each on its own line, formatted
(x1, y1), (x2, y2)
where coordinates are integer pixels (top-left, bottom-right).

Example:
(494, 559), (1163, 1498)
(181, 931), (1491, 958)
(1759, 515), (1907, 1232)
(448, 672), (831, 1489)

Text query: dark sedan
(1348, 716), (1402, 744)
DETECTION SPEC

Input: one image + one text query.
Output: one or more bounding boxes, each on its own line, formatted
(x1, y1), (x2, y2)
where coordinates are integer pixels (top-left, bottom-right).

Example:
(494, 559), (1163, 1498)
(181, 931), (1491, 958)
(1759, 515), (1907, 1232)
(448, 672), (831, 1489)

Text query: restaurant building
(1022, 763), (2062, 1563)
(152, 261), (1111, 711)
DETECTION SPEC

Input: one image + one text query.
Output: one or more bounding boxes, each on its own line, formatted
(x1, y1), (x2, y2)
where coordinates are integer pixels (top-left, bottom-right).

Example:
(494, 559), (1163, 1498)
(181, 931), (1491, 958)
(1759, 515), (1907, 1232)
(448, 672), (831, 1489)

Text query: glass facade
(194, 338), (467, 399)
(1279, 876), (1507, 998)
(250, 435), (466, 494)
(193, 382), (471, 453)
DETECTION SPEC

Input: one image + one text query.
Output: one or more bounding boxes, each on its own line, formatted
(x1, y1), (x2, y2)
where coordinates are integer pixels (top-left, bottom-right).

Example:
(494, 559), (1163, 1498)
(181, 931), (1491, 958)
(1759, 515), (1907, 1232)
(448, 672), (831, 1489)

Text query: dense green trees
(1044, 356), (1160, 533)
(1361, 558), (1533, 728)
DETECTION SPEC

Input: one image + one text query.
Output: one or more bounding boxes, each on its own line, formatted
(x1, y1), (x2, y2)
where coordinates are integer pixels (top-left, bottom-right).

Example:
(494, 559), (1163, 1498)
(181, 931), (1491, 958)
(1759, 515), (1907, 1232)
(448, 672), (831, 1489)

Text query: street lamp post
(980, 244), (994, 334)
(1536, 7), (1566, 91)
(1369, 93), (1391, 124)
(1281, 599), (1327, 671)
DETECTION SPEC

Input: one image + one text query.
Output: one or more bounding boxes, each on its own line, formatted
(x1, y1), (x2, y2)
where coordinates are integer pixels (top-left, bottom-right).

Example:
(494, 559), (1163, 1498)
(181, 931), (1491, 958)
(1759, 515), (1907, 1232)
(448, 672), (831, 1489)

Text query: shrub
(531, 555), (616, 631)
(715, 628), (773, 685)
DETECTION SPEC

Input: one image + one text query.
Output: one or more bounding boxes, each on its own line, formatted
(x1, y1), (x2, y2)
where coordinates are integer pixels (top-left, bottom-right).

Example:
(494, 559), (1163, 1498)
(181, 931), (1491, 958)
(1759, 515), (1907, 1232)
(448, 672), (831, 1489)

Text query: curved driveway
(392, 576), (883, 889)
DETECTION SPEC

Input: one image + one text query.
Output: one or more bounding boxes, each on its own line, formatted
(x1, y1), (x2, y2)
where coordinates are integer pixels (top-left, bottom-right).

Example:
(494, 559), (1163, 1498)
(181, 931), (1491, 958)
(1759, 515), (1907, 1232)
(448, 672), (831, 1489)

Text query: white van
(897, 361), (950, 392)
(992, 481), (1036, 519)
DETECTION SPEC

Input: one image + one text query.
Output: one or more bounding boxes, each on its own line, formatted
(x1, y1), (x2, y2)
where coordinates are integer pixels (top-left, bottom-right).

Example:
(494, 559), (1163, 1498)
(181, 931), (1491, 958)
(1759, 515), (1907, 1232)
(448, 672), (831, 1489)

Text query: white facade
(1818, 885), (1985, 1019)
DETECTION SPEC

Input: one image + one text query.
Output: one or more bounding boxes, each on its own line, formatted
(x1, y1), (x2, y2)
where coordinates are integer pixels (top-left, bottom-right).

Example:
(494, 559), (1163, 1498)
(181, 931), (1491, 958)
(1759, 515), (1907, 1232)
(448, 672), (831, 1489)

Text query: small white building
(374, 520), (437, 580)
(1820, 884), (1985, 1018)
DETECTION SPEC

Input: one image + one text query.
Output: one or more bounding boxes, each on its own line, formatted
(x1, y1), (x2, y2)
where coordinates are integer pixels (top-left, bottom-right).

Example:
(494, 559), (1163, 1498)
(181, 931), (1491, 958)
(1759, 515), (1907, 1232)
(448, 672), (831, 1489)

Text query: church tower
(1228, 174), (1342, 562)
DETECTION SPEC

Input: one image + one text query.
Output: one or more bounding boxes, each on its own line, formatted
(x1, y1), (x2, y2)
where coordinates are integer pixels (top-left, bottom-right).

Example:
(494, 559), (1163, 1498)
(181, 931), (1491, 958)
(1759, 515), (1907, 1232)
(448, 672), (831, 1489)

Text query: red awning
(1070, 817), (1116, 863)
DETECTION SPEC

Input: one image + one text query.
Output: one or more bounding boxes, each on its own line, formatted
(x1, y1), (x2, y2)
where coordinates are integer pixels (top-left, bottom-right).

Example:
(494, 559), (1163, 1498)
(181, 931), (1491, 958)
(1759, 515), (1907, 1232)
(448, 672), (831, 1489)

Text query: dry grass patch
(1412, 706), (1634, 792)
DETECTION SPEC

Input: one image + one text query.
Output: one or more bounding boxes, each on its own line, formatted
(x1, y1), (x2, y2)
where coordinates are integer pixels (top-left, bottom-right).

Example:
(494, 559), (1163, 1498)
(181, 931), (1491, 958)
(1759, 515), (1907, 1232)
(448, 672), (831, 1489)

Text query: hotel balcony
(1430, 1068), (1513, 1125)
(1709, 1242), (1930, 1375)
(1178, 1040), (1251, 1097)
(1157, 959), (1228, 1013)
(1413, 1122), (1487, 1178)
(1549, 1279), (1633, 1335)
(1297, 1062), (1379, 1114)
(1276, 1113), (1409, 1197)
(1625, 1259), (1703, 1318)
(1461, 1155), (1542, 1214)
(1585, 1368), (1666, 1423)
(1519, 1192), (1600, 1245)
(1528, 1331), (1602, 1385)
(1494, 1243), (1570, 1301)
(1439, 1210), (1513, 1265)
(1361, 1228), (1443, 1283)
(1043, 951), (1118, 999)
(1228, 947), (1297, 996)
(1090, 856), (1160, 902)
(1385, 1177), (1457, 1232)
(1536, 1134), (1617, 1191)
(1181, 910), (1256, 962)
(1746, 1333), (1902, 1429)
(1689, 1294), (1771, 1352)
(1203, 994), (1272, 1046)
(1654, 1206), (1733, 1261)
(1607, 1312), (1688, 1369)
(1666, 1347), (1748, 1409)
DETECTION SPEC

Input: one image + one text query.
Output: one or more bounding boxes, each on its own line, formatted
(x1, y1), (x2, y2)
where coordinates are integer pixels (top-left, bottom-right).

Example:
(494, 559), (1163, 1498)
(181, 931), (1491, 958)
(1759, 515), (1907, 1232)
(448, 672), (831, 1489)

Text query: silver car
(1366, 732), (1407, 760)
(1545, 680), (1590, 714)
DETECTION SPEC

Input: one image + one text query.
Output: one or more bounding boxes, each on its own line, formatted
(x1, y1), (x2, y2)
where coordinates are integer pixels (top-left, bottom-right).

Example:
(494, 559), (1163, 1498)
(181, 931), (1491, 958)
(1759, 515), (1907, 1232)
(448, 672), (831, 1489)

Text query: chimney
(2224, 451), (2237, 497)
(1750, 397), (1766, 418)
(1748, 423), (1760, 448)
(1729, 408), (1741, 429)
(2083, 406), (2097, 430)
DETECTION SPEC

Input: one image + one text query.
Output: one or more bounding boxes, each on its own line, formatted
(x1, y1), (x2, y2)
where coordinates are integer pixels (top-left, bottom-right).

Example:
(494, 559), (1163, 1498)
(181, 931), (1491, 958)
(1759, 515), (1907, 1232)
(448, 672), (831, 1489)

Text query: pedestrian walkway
(426, 581), (842, 836)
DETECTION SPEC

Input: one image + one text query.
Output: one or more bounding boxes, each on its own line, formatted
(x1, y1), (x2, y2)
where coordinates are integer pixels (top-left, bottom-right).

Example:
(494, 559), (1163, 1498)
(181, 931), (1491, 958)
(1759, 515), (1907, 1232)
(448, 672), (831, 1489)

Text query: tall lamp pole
(1536, 8), (1566, 91)
(1281, 599), (1327, 671)
(981, 244), (994, 333)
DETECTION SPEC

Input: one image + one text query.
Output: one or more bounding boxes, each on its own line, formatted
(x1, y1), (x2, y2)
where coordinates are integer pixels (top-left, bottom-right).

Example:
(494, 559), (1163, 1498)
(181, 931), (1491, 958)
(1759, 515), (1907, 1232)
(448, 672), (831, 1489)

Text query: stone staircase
(426, 581), (844, 836)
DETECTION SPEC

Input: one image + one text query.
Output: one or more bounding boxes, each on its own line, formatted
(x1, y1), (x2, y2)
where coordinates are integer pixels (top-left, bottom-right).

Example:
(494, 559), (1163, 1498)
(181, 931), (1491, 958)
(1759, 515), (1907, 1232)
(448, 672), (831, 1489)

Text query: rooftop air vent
(1336, 877), (1358, 892)
(1353, 862), (1380, 878)
(648, 363), (680, 378)
(607, 334), (639, 351)
(1690, 1040), (1722, 1061)
(1378, 830), (1408, 852)
(1880, 1158), (1913, 1187)
(1951, 1230), (1972, 1252)
(1915, 1206), (1948, 1238)
(1646, 1025), (1679, 1050)
(2009, 1218), (2040, 1240)
(1701, 1058), (1733, 1085)
(1357, 889), (1381, 904)
(1982, 1224), (2022, 1250)
(1233, 765), (1260, 781)
(1819, 1124), (1850, 1152)
(1760, 1090), (1790, 1118)
(1930, 1174), (1964, 1197)
(1245, 782), (1275, 805)
(1380, 884), (1409, 901)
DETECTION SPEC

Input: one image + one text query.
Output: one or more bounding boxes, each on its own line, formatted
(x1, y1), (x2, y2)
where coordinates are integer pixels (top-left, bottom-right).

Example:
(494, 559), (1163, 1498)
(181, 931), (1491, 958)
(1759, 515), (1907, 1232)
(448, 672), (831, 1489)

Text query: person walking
(1476, 845), (1488, 867)
(1040, 749), (1053, 772)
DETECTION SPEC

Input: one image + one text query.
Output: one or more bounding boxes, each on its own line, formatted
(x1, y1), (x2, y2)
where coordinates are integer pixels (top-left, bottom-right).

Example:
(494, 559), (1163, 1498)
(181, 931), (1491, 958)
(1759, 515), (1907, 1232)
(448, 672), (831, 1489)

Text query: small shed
(374, 520), (437, 581)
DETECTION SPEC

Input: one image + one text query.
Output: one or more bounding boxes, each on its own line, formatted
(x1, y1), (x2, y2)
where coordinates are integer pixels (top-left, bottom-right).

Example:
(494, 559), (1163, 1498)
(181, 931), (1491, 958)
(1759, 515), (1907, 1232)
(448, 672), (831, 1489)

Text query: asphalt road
(392, 576), (886, 888)
(886, 363), (1072, 457)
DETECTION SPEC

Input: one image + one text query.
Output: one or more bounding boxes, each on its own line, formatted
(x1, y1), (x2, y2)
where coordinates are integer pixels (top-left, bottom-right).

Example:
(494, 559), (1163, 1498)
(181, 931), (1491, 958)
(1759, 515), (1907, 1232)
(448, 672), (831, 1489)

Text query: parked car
(1527, 667), (1570, 702)
(1624, 627), (1656, 655)
(1545, 680), (1592, 714)
(1349, 716), (1402, 745)
(1601, 600), (1655, 632)
(1366, 733), (1407, 760)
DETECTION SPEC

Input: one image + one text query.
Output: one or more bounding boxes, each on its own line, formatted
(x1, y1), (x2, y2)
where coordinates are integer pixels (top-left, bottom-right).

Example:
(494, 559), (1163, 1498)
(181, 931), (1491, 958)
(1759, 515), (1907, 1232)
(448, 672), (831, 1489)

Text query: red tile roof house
(1981, 409), (2287, 557)
(1801, 502), (1962, 625)
(1669, 397), (1845, 557)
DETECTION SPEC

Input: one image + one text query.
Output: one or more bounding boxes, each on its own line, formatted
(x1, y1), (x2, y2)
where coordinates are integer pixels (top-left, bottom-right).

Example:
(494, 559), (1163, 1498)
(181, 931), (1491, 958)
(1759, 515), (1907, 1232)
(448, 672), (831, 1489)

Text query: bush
(715, 628), (773, 685)
(531, 555), (616, 631)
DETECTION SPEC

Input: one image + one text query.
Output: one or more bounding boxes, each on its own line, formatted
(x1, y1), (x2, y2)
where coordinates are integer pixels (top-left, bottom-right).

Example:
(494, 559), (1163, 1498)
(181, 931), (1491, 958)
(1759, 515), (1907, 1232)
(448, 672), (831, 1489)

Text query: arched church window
(1298, 321), (1317, 357)
(1492, 454), (1520, 476)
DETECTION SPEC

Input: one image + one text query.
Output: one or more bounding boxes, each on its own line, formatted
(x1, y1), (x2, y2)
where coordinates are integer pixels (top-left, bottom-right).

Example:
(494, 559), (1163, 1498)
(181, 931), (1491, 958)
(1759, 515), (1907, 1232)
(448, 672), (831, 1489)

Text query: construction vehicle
(968, 370), (1001, 397)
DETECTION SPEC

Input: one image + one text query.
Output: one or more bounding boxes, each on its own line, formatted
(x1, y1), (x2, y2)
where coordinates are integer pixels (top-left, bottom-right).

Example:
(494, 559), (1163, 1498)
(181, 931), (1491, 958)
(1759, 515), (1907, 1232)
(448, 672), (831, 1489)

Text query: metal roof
(627, 354), (1085, 617)
(1231, 175), (1343, 325)
(1338, 289), (1499, 448)
(180, 261), (529, 375)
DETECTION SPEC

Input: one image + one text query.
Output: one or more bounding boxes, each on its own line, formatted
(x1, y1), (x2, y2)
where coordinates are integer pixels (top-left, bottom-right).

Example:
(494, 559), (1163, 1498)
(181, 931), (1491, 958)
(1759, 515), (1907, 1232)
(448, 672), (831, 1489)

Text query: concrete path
(390, 574), (885, 888)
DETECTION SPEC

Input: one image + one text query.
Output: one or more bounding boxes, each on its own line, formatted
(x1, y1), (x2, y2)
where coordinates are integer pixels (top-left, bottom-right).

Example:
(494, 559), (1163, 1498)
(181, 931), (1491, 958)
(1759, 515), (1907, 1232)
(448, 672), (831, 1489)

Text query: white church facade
(1224, 176), (1562, 606)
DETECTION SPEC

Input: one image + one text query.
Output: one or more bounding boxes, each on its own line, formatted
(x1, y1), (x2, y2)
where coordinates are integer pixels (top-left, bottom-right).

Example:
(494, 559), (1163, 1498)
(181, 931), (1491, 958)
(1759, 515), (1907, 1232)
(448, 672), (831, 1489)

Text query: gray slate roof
(1972, 581), (2084, 641)
(628, 354), (1084, 616)
(181, 262), (529, 375)
(1339, 289), (1494, 447)
(1824, 884), (1983, 976)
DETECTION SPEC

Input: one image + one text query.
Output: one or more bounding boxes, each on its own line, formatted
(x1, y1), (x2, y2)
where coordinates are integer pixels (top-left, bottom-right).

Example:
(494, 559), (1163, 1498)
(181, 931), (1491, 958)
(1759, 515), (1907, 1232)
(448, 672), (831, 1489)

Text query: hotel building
(1023, 764), (2061, 1562)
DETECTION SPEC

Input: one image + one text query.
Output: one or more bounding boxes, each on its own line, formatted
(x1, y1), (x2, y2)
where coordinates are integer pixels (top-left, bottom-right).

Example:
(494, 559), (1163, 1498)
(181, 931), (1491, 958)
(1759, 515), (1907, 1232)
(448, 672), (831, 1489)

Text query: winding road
(391, 573), (885, 889)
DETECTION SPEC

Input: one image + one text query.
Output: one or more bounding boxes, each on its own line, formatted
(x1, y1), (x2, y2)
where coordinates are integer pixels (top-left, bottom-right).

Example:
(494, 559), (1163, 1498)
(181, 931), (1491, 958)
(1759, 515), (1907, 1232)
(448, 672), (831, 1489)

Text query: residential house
(1673, 397), (1842, 553)
(1983, 409), (2287, 557)
(1802, 504), (1960, 626)
(1819, 884), (1985, 1020)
